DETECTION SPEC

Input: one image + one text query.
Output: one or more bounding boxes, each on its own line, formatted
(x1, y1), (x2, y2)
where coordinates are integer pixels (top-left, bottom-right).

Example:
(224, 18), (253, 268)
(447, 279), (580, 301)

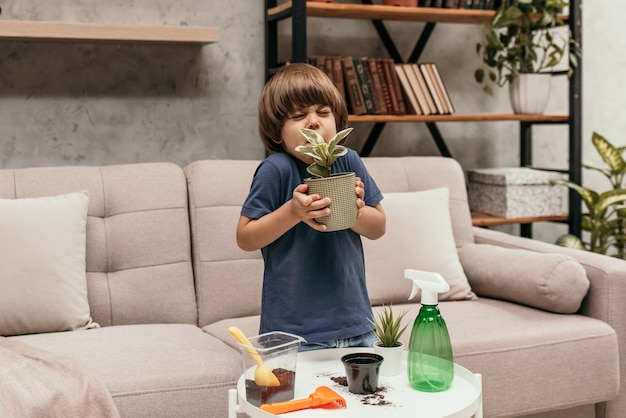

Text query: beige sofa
(1, 156), (623, 418)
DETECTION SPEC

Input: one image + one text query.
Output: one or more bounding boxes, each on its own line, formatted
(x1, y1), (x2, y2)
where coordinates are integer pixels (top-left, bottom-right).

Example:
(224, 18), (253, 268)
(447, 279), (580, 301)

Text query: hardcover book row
(420, 0), (498, 9)
(308, 56), (455, 116)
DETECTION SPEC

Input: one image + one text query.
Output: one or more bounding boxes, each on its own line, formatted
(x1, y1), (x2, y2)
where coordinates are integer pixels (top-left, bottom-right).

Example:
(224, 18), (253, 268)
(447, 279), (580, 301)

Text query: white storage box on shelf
(467, 167), (566, 218)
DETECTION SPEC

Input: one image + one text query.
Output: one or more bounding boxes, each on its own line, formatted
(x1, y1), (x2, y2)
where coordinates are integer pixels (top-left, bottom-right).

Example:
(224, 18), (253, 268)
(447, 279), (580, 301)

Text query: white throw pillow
(363, 188), (476, 305)
(0, 191), (98, 336)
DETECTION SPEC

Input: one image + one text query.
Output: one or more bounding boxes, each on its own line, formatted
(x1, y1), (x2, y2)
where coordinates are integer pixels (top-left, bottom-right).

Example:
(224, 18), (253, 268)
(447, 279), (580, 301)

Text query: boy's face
(281, 105), (337, 164)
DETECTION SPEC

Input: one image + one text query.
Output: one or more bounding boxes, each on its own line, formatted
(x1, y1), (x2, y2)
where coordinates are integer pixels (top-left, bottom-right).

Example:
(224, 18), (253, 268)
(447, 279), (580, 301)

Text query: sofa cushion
(363, 188), (476, 304)
(0, 191), (98, 336)
(12, 324), (242, 418)
(185, 160), (265, 328)
(459, 244), (590, 313)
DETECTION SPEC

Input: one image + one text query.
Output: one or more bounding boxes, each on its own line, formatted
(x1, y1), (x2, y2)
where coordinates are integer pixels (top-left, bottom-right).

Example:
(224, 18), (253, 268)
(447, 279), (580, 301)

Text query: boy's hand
(355, 177), (365, 219)
(291, 184), (331, 231)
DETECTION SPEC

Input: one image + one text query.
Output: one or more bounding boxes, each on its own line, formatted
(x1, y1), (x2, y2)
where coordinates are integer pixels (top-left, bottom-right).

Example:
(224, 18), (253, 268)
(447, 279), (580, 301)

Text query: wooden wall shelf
(269, 2), (494, 24)
(349, 113), (569, 123)
(268, 2), (568, 25)
(0, 20), (219, 45)
(471, 211), (568, 227)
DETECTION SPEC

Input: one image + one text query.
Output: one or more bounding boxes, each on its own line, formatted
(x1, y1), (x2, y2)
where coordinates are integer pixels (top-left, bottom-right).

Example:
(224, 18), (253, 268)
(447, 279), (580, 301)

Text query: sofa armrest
(472, 227), (626, 325)
(473, 227), (626, 417)
(459, 241), (589, 313)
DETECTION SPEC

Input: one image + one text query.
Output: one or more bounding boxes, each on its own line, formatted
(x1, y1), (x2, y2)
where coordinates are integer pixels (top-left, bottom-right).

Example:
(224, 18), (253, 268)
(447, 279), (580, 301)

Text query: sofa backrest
(185, 156), (474, 327)
(184, 160), (264, 328)
(0, 163), (197, 327)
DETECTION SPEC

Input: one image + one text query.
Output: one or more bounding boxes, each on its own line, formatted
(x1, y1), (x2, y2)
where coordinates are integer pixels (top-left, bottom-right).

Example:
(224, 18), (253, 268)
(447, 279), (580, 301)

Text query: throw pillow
(458, 243), (590, 314)
(363, 188), (477, 305)
(0, 191), (98, 336)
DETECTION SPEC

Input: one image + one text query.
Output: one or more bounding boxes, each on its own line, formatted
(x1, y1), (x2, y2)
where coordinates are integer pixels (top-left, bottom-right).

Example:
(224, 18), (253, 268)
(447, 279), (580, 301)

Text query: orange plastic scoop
(259, 386), (346, 414)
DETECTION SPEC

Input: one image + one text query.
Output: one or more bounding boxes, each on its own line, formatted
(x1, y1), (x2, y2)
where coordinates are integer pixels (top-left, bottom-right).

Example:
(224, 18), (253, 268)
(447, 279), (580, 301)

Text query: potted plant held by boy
(296, 127), (357, 232)
(370, 305), (409, 376)
(474, 0), (581, 114)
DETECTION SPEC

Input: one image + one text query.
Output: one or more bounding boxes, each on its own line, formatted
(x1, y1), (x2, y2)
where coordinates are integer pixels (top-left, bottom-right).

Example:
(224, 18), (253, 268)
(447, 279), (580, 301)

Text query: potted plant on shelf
(369, 305), (409, 376)
(551, 132), (626, 259)
(474, 0), (581, 114)
(295, 127), (357, 232)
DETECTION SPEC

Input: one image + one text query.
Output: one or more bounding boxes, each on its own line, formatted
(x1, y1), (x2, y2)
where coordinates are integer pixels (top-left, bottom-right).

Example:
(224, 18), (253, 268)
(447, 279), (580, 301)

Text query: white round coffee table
(228, 347), (482, 418)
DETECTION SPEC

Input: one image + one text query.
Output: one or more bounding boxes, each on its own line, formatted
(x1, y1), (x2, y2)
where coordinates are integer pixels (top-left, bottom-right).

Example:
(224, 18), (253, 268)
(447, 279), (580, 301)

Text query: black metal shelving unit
(264, 0), (582, 238)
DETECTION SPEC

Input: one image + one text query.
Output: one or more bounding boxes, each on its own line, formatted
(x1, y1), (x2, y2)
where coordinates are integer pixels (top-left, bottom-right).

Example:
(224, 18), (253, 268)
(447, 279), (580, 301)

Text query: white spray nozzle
(405, 269), (450, 305)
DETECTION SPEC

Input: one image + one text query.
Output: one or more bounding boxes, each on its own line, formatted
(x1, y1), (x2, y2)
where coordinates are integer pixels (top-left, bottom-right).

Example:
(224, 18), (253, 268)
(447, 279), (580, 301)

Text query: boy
(237, 63), (385, 351)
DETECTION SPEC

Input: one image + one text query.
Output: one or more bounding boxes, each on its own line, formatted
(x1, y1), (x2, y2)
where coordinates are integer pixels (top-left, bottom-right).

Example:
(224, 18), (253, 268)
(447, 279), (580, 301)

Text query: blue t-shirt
(241, 150), (383, 343)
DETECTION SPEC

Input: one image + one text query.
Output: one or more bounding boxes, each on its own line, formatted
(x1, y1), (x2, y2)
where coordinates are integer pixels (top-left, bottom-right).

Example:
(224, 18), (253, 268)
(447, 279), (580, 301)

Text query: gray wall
(0, 0), (620, 242)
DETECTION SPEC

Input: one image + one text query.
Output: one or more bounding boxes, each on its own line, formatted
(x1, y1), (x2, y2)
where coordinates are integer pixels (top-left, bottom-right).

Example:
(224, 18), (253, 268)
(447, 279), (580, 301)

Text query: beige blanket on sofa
(0, 337), (120, 418)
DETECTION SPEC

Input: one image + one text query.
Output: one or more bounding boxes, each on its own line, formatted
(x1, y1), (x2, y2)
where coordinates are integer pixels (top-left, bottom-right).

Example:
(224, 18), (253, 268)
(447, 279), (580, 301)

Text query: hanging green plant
(474, 0), (581, 95)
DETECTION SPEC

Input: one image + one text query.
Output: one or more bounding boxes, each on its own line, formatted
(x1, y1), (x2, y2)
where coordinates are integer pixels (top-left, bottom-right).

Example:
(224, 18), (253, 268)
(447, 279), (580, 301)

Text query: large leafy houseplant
(551, 132), (626, 258)
(474, 0), (581, 95)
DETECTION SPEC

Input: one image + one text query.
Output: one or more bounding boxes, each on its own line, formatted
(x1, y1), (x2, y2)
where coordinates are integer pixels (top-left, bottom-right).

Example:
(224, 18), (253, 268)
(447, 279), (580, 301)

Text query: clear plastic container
(237, 331), (305, 406)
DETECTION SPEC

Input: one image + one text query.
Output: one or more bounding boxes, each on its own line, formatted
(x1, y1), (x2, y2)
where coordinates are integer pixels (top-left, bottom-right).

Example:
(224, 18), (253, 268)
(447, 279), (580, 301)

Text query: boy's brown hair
(258, 62), (348, 154)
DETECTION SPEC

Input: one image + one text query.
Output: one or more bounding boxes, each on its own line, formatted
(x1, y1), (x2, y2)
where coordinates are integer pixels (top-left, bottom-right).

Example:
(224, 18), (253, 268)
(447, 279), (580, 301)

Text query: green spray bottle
(405, 269), (454, 392)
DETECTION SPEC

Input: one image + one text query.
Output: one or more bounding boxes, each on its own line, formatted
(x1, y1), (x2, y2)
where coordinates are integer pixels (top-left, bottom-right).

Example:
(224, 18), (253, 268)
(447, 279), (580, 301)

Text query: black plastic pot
(341, 352), (384, 394)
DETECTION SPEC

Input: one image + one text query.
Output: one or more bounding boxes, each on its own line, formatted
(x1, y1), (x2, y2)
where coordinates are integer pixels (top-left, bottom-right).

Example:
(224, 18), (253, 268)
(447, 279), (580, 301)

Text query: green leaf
(596, 189), (626, 214)
(474, 69), (484, 83)
(555, 234), (585, 250)
(299, 128), (325, 145)
(307, 164), (330, 178)
(592, 132), (626, 175)
(551, 178), (599, 211)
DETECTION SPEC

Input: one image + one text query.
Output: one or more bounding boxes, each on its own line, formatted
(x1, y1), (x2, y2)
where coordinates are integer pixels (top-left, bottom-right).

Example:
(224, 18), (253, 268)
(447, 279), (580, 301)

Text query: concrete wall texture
(0, 0), (621, 242)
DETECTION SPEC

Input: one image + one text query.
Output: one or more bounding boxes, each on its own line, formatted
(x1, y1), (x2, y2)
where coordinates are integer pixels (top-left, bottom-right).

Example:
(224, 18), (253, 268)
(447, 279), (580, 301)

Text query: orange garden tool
(259, 386), (346, 414)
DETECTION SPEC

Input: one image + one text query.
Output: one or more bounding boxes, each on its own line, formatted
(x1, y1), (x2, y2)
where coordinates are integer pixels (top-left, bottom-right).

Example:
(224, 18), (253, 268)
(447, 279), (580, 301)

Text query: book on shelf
(331, 56), (346, 102)
(364, 58), (388, 115)
(418, 63), (446, 114)
(353, 58), (376, 114)
(428, 63), (455, 114)
(383, 58), (407, 115)
(375, 58), (395, 115)
(308, 55), (414, 116)
(341, 57), (367, 115)
(409, 64), (437, 114)
(401, 63), (432, 115)
(424, 63), (450, 114)
(310, 55), (348, 106)
(394, 65), (422, 115)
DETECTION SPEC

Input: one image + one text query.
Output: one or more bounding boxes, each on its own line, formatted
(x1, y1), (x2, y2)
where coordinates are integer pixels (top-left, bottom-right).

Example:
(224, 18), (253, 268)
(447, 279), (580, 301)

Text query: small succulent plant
(295, 127), (353, 178)
(369, 305), (410, 348)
